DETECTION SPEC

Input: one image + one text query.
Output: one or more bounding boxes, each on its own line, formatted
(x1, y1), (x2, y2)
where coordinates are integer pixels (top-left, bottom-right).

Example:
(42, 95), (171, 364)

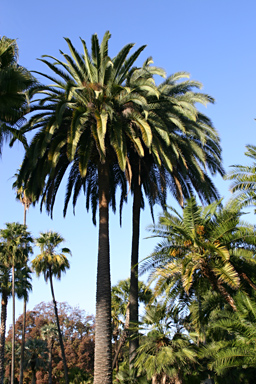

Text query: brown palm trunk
(49, 270), (69, 384)
(94, 161), (112, 384)
(129, 175), (141, 366)
(11, 265), (15, 384)
(0, 293), (8, 384)
(19, 200), (28, 384)
(19, 299), (26, 384)
(48, 340), (53, 384)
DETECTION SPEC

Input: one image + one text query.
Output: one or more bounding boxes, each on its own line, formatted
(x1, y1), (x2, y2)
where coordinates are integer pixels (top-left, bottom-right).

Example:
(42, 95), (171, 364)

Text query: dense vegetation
(1, 32), (256, 383)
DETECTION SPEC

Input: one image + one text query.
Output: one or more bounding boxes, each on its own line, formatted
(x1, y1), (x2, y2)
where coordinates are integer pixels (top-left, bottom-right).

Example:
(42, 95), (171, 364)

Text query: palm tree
(32, 231), (71, 384)
(12, 176), (34, 384)
(143, 198), (256, 312)
(0, 223), (33, 384)
(135, 304), (197, 384)
(0, 36), (35, 153)
(17, 31), (164, 384)
(127, 71), (224, 364)
(41, 323), (58, 384)
(204, 291), (256, 380)
(24, 338), (47, 384)
(225, 144), (256, 211)
(0, 258), (32, 384)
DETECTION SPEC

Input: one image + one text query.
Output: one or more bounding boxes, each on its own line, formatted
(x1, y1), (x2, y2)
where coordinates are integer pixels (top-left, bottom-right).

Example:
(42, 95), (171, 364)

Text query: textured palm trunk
(129, 177), (141, 366)
(19, 299), (26, 384)
(31, 361), (36, 384)
(48, 340), (53, 384)
(49, 270), (69, 384)
(0, 293), (8, 384)
(19, 201), (28, 384)
(11, 265), (15, 384)
(94, 161), (112, 384)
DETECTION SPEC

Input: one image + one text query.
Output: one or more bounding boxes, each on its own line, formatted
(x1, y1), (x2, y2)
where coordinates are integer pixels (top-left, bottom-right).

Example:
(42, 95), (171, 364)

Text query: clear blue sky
(1, 0), (256, 329)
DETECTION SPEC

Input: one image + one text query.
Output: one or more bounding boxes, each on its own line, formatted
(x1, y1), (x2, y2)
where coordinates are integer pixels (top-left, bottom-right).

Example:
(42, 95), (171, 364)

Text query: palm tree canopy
(142, 198), (256, 309)
(0, 222), (33, 265)
(0, 36), (35, 153)
(32, 231), (71, 282)
(17, 32), (224, 221)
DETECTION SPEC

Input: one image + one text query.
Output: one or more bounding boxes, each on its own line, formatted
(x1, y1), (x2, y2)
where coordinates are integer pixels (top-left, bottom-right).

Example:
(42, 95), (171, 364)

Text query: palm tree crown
(33, 231), (70, 281)
(142, 198), (256, 312)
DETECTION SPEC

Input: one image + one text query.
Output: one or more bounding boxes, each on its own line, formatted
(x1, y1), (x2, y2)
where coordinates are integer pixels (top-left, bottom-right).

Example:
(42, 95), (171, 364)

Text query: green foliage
(226, 144), (256, 212)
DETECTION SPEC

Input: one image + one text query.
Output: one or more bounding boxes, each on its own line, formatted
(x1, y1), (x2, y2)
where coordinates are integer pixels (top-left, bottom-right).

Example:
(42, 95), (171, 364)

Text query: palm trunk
(94, 161), (112, 384)
(48, 340), (53, 384)
(129, 175), (141, 366)
(49, 270), (69, 384)
(31, 362), (36, 384)
(0, 293), (8, 384)
(11, 265), (15, 384)
(19, 299), (26, 384)
(20, 191), (29, 384)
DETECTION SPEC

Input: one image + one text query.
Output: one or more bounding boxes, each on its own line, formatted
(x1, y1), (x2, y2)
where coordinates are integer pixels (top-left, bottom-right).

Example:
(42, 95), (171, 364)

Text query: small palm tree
(32, 231), (71, 384)
(143, 198), (256, 312)
(41, 323), (58, 384)
(24, 338), (47, 384)
(0, 223), (33, 384)
(135, 305), (196, 384)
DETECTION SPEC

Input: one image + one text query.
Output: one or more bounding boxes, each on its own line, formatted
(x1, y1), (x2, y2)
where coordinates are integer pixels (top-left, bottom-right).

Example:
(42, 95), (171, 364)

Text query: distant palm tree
(0, 259), (32, 384)
(0, 256), (11, 384)
(0, 223), (33, 384)
(13, 177), (34, 384)
(41, 323), (58, 384)
(24, 338), (47, 384)
(32, 231), (71, 384)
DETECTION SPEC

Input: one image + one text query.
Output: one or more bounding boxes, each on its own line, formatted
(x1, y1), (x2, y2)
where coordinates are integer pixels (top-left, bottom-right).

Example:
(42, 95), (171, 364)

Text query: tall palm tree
(127, 70), (224, 363)
(13, 178), (33, 384)
(17, 31), (164, 384)
(32, 231), (71, 384)
(225, 144), (256, 211)
(0, 258), (32, 384)
(0, 36), (35, 153)
(0, 223), (33, 384)
(142, 198), (256, 312)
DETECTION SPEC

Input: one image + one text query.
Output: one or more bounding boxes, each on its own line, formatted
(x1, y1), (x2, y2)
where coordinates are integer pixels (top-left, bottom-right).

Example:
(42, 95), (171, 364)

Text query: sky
(1, 0), (256, 329)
